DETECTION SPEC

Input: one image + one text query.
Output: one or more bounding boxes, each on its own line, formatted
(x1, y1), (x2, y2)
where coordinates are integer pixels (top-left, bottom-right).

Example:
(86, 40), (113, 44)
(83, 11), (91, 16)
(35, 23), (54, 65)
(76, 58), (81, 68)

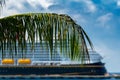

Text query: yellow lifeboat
(2, 59), (14, 64)
(18, 59), (31, 64)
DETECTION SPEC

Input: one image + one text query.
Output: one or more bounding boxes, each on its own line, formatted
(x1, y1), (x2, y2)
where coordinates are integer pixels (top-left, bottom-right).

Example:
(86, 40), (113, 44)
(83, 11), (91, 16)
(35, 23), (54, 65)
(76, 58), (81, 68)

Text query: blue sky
(1, 0), (120, 72)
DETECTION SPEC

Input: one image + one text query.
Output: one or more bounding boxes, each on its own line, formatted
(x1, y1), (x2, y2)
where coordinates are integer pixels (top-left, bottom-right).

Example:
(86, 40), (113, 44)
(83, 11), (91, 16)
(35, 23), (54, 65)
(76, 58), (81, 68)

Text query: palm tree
(0, 13), (93, 64)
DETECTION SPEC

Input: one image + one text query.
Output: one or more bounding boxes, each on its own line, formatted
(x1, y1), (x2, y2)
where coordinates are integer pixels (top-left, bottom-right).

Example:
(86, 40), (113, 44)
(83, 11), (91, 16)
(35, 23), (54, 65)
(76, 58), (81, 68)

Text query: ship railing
(32, 61), (61, 66)
(31, 61), (85, 65)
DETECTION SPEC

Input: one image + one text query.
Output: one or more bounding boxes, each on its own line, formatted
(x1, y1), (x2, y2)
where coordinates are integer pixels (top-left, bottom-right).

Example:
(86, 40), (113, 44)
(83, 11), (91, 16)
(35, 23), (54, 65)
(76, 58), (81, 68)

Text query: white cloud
(6, 0), (25, 10)
(70, 0), (96, 13)
(1, 0), (26, 17)
(1, 0), (97, 18)
(1, 8), (19, 18)
(82, 0), (96, 13)
(72, 14), (86, 24)
(117, 0), (120, 6)
(27, 0), (54, 9)
(1, 0), (56, 17)
(97, 13), (113, 28)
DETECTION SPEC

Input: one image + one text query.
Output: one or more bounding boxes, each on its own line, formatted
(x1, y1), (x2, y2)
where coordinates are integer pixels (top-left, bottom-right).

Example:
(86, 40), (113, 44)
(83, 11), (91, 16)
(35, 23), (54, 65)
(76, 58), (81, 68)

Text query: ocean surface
(0, 78), (119, 80)
(0, 77), (119, 80)
(0, 73), (120, 80)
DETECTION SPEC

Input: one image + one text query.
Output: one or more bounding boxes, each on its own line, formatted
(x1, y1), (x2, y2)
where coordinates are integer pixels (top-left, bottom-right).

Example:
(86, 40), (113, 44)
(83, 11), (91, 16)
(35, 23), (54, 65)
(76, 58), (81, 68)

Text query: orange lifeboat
(2, 59), (14, 64)
(18, 59), (31, 64)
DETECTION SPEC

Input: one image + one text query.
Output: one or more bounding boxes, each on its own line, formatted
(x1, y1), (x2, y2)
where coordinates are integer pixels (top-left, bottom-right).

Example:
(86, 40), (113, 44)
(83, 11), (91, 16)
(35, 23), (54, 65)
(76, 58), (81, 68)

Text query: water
(0, 73), (120, 80)
(0, 77), (120, 80)
(0, 77), (119, 80)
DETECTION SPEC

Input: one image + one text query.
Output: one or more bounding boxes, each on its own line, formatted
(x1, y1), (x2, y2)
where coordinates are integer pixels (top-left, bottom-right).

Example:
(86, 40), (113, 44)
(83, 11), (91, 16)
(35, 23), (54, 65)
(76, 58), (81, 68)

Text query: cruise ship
(0, 43), (107, 75)
(0, 13), (107, 75)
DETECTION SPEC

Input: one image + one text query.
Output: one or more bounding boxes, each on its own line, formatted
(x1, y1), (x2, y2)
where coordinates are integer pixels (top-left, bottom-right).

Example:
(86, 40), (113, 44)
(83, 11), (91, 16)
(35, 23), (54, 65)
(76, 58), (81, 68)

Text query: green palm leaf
(0, 13), (93, 64)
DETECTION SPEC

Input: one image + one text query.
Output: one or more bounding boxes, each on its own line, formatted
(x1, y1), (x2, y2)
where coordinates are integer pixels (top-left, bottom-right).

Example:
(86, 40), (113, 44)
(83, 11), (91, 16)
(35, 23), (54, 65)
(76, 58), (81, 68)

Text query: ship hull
(0, 62), (107, 75)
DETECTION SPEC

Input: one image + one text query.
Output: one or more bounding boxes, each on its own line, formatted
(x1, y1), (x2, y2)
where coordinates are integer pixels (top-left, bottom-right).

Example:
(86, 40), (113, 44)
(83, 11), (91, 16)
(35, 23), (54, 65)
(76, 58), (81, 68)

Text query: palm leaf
(0, 13), (93, 63)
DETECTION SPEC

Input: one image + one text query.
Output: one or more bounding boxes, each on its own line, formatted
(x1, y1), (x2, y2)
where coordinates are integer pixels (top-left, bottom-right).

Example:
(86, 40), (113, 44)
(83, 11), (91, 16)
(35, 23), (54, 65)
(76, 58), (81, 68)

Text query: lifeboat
(18, 59), (31, 64)
(2, 59), (14, 64)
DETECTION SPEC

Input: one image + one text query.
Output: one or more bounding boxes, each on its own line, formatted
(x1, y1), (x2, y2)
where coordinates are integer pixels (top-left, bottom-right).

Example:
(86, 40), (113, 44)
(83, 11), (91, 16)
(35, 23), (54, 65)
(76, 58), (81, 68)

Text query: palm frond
(0, 13), (93, 63)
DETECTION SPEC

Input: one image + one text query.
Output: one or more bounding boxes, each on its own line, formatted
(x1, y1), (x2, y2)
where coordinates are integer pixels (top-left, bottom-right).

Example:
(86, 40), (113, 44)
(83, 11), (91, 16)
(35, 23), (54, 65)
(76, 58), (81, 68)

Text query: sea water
(0, 73), (120, 80)
(0, 77), (119, 80)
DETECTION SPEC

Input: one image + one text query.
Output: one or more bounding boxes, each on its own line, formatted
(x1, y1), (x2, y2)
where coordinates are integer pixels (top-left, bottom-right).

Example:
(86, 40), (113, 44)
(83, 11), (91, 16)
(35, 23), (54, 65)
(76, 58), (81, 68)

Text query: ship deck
(0, 62), (105, 67)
